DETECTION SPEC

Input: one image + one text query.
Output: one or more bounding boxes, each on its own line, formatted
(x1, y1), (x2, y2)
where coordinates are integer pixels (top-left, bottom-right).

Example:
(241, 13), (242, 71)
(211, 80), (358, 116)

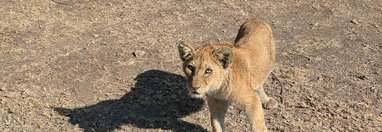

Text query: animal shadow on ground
(54, 70), (206, 132)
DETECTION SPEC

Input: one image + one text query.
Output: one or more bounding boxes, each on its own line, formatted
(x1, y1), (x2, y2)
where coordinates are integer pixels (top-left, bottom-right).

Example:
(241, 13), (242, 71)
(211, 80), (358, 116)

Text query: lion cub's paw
(263, 98), (278, 109)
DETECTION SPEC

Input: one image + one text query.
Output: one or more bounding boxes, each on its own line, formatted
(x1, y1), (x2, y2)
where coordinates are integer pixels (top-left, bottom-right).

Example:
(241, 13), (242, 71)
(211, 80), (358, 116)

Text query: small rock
(370, 87), (376, 93)
(92, 34), (99, 38)
(8, 108), (16, 114)
(357, 75), (367, 80)
(133, 50), (145, 57)
(350, 19), (359, 25)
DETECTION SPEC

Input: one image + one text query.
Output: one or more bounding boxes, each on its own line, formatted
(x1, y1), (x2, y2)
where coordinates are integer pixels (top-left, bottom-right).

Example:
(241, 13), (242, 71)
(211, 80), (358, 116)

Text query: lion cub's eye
(187, 65), (195, 75)
(187, 65), (194, 71)
(205, 68), (213, 75)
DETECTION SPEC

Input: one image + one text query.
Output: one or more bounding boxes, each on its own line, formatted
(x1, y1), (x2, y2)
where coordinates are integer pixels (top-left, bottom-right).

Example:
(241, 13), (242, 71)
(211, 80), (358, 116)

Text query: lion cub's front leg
(207, 96), (229, 132)
(235, 90), (267, 132)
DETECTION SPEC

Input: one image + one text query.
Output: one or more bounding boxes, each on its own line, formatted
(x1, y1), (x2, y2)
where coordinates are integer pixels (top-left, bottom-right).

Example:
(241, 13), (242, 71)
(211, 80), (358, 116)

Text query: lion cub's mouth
(190, 91), (204, 98)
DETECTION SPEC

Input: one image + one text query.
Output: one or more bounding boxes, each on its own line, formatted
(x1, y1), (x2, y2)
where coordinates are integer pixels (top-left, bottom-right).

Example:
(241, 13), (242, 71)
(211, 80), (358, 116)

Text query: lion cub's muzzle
(187, 81), (204, 97)
(191, 85), (201, 93)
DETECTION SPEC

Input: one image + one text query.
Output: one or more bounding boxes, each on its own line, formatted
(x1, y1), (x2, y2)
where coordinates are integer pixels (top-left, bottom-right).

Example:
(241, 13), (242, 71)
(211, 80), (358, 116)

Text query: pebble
(133, 50), (145, 57)
(351, 19), (359, 25)
(357, 75), (367, 80)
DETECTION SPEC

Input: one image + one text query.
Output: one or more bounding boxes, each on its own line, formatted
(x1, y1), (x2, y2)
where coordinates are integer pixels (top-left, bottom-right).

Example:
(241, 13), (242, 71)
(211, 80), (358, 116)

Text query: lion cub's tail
(234, 18), (276, 66)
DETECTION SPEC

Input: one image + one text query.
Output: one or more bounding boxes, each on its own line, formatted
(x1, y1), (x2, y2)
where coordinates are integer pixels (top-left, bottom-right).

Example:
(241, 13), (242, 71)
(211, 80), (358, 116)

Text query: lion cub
(178, 18), (277, 132)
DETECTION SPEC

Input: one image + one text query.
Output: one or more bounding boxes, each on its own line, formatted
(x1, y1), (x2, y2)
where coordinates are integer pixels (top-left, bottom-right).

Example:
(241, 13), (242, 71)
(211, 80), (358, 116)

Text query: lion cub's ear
(178, 41), (195, 62)
(213, 47), (233, 69)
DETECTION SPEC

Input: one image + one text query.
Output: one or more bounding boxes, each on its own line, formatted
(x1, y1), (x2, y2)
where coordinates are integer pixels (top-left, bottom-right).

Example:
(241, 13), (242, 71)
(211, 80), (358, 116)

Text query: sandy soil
(0, 0), (381, 131)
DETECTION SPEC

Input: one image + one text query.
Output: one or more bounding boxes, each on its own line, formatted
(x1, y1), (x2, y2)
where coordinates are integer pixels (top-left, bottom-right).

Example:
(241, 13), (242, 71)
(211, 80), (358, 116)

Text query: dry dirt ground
(0, 0), (381, 131)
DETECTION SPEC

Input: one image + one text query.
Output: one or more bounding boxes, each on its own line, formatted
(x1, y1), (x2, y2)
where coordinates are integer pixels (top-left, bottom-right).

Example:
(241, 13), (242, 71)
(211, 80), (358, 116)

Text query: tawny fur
(178, 18), (277, 132)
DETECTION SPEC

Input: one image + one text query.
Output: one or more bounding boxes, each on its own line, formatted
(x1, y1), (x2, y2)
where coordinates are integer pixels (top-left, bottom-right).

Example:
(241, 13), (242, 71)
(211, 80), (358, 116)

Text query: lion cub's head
(178, 42), (233, 98)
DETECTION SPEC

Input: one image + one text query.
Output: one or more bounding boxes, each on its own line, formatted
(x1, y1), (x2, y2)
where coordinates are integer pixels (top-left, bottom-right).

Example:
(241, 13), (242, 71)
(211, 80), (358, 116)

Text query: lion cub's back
(232, 18), (275, 85)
